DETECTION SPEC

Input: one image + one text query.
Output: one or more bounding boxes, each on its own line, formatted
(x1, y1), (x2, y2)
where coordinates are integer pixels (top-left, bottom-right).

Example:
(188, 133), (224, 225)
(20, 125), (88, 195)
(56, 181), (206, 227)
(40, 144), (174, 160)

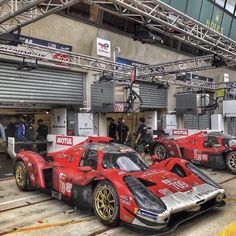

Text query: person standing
(108, 119), (117, 140)
(16, 116), (27, 142)
(134, 117), (147, 159)
(6, 117), (16, 142)
(37, 119), (48, 153)
(117, 119), (129, 145)
(37, 119), (48, 140)
(0, 121), (6, 143)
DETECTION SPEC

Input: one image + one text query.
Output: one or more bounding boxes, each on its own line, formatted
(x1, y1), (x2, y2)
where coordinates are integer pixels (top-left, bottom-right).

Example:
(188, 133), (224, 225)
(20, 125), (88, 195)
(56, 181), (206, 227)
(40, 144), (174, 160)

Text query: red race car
(14, 136), (225, 234)
(151, 131), (236, 173)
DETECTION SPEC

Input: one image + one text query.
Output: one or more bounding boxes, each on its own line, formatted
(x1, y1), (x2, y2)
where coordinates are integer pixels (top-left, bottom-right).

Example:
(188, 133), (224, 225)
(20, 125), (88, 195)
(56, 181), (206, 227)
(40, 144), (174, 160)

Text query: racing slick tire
(153, 143), (167, 161)
(14, 161), (29, 191)
(93, 180), (120, 227)
(226, 151), (236, 173)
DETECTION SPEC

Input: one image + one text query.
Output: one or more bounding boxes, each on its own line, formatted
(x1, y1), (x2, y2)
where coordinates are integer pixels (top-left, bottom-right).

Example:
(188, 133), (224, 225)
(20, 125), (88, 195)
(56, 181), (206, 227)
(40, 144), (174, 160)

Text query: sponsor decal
(123, 215), (134, 223)
(52, 53), (70, 62)
(158, 188), (173, 196)
(206, 11), (224, 34)
(59, 173), (66, 194)
(172, 129), (188, 136)
(193, 149), (208, 162)
(52, 190), (62, 200)
(120, 195), (132, 206)
(137, 209), (158, 220)
(66, 183), (72, 193)
(162, 179), (190, 190)
(56, 136), (73, 146)
(97, 38), (111, 58)
(115, 103), (124, 112)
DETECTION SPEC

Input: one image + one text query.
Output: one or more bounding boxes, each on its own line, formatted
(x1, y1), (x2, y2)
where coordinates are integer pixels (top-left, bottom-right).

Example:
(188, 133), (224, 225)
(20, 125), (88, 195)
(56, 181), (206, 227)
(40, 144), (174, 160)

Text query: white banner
(96, 38), (111, 58)
(51, 108), (67, 135)
(78, 113), (94, 136)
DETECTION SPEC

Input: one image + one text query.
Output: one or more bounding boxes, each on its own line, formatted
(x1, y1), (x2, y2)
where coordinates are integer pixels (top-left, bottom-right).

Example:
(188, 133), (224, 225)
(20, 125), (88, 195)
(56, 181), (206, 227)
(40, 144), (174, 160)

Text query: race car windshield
(102, 152), (149, 172)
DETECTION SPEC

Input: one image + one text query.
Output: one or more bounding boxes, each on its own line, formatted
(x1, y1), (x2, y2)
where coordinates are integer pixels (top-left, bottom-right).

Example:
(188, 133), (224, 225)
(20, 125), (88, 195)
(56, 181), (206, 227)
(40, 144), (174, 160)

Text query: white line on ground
(0, 194), (47, 205)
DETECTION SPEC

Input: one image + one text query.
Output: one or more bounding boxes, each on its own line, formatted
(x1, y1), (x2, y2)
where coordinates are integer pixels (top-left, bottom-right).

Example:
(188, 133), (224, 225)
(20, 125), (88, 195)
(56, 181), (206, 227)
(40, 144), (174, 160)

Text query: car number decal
(193, 149), (208, 162)
(162, 179), (189, 190)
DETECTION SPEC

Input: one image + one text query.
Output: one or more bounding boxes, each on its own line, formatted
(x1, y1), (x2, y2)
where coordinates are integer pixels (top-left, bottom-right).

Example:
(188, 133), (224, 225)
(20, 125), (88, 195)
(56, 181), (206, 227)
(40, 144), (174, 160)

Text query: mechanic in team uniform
(134, 117), (147, 159)
(108, 118), (117, 140)
(117, 119), (130, 145)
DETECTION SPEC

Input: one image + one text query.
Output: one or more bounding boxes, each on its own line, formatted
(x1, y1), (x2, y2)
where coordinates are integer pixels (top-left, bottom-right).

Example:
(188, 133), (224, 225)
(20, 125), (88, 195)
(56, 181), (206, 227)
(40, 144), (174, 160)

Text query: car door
(76, 149), (102, 185)
(52, 148), (87, 198)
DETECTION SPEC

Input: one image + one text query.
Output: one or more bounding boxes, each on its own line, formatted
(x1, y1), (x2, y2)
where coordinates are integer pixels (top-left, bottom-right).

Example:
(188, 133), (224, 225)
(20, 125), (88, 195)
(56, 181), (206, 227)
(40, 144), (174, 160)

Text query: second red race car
(14, 136), (225, 234)
(151, 131), (236, 173)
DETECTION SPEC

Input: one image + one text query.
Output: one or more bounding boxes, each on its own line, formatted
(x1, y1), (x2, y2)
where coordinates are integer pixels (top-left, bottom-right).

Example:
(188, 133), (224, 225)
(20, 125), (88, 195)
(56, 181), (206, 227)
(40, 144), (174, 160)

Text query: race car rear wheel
(93, 180), (119, 227)
(226, 151), (236, 173)
(153, 144), (167, 161)
(15, 161), (29, 191)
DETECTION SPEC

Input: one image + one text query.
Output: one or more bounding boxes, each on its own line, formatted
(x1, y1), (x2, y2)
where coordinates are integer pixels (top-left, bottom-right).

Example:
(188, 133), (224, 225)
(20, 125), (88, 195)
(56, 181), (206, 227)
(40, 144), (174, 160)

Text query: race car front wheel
(93, 180), (119, 227)
(15, 161), (29, 191)
(226, 151), (236, 173)
(153, 144), (167, 161)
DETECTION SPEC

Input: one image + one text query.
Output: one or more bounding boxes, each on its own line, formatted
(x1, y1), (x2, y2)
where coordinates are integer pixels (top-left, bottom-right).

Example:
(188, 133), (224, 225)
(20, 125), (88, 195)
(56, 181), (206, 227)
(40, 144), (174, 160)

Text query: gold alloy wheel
(94, 186), (115, 221)
(15, 162), (26, 188)
(228, 153), (236, 171)
(155, 144), (166, 160)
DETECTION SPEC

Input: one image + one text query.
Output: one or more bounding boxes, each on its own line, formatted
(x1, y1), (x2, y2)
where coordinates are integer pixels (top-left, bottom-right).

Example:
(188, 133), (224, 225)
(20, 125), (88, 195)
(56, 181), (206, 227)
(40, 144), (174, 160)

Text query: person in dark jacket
(134, 117), (147, 159)
(6, 117), (17, 142)
(117, 119), (130, 145)
(108, 119), (117, 140)
(37, 119), (48, 140)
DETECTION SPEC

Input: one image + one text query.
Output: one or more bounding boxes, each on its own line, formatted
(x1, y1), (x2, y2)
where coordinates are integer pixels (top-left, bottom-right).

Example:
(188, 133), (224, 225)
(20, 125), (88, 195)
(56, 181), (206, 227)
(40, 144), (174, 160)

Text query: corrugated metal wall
(184, 114), (211, 129)
(91, 82), (115, 112)
(227, 117), (236, 136)
(139, 84), (167, 109)
(0, 61), (84, 104)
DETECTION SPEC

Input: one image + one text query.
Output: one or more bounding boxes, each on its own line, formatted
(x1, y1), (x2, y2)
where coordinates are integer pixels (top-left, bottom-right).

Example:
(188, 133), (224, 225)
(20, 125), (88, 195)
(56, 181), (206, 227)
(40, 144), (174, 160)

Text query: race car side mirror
(78, 166), (92, 172)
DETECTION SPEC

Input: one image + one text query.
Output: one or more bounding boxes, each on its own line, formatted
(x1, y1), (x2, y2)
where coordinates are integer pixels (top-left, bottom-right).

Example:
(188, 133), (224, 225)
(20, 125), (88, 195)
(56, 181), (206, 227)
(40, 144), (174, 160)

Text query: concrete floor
(0, 164), (235, 236)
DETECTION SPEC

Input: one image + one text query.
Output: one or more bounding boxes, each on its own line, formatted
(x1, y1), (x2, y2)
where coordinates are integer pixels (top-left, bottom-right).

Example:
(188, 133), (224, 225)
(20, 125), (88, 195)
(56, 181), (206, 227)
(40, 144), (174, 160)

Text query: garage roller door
(139, 83), (167, 109)
(227, 118), (236, 136)
(184, 114), (211, 130)
(0, 61), (84, 104)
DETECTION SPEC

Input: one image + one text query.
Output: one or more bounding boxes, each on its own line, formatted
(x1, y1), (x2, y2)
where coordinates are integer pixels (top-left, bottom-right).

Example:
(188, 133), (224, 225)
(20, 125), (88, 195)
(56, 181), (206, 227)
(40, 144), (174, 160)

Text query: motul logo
(172, 129), (188, 136)
(56, 136), (73, 146)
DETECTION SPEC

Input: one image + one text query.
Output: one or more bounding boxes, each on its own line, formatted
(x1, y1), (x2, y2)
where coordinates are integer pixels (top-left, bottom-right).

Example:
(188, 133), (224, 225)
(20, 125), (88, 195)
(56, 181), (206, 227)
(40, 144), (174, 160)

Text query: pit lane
(0, 166), (235, 236)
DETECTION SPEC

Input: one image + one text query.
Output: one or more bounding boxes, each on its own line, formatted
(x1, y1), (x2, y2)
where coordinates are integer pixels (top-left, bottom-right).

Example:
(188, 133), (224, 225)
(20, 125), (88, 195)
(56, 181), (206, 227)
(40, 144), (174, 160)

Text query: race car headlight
(186, 163), (222, 189)
(124, 176), (166, 214)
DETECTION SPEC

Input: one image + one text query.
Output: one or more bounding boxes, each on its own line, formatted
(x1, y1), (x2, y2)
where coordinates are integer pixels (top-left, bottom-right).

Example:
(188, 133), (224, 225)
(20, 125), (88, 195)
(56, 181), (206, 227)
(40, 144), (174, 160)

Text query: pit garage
(0, 0), (236, 235)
